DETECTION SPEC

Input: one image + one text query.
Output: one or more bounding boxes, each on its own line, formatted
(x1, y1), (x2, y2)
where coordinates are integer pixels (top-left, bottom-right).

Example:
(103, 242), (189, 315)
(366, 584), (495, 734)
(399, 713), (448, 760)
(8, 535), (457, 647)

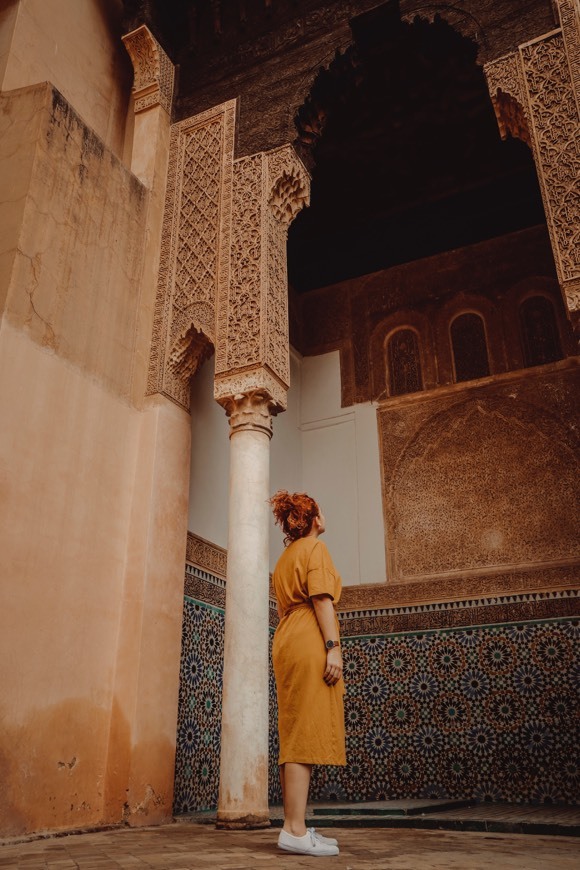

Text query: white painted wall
(298, 352), (386, 586)
(188, 355), (230, 549)
(188, 350), (386, 585)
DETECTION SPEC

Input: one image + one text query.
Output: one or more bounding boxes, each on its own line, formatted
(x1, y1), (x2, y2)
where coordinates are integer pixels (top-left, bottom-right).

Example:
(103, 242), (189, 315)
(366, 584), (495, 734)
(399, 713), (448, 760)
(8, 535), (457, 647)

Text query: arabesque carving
(214, 144), (309, 405)
(485, 26), (580, 317)
(521, 32), (580, 288)
(557, 0), (580, 117)
(148, 100), (236, 409)
(484, 52), (531, 146)
(122, 25), (175, 114)
(186, 532), (227, 578)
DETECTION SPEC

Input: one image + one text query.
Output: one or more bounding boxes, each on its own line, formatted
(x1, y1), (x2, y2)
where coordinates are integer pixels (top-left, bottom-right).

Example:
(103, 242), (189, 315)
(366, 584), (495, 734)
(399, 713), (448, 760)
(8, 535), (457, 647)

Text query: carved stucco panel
(378, 368), (580, 588)
(215, 145), (309, 400)
(122, 25), (175, 114)
(186, 532), (227, 578)
(147, 100), (236, 409)
(557, 0), (580, 117)
(486, 28), (580, 315)
(218, 154), (264, 374)
(521, 32), (580, 288)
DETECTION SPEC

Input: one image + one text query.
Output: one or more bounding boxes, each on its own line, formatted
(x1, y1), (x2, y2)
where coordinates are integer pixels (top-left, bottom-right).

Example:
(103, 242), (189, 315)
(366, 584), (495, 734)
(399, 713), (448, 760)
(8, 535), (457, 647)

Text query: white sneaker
(278, 828), (339, 856)
(308, 827), (339, 846)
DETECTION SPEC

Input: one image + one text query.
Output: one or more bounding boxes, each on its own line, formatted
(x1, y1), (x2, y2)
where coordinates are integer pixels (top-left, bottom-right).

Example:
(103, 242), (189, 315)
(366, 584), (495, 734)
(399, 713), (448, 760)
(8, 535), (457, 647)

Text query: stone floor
(1, 822), (579, 869)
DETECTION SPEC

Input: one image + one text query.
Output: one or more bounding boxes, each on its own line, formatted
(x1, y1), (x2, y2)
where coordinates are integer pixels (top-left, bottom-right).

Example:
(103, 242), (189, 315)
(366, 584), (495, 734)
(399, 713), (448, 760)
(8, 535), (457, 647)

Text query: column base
(216, 812), (271, 830)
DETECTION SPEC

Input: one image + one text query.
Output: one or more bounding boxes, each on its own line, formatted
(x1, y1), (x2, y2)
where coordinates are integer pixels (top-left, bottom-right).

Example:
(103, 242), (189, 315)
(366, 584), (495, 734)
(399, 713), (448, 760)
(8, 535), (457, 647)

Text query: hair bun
(269, 490), (320, 546)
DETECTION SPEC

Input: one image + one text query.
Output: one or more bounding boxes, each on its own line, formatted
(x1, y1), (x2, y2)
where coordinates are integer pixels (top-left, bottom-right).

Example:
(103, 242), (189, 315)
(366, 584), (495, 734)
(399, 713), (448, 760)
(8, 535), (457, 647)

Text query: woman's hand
(324, 646), (343, 686)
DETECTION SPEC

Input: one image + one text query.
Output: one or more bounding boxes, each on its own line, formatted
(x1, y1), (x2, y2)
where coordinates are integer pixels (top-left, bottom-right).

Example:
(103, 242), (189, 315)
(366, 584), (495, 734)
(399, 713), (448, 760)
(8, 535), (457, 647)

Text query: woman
(269, 490), (346, 857)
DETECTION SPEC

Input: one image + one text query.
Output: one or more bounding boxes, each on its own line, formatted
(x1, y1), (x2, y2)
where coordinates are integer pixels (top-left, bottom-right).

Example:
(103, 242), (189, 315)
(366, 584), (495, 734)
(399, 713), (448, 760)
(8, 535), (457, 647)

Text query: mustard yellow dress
(272, 536), (346, 766)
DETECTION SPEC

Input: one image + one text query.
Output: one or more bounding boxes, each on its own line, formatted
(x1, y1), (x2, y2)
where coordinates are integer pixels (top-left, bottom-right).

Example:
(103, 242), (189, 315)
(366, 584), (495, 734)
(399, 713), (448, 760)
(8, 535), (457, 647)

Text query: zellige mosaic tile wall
(173, 580), (579, 813)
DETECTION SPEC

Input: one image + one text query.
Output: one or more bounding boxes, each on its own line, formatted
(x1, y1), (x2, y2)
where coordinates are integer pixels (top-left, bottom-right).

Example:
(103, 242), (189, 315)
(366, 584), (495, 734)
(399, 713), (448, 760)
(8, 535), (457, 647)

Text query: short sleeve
(306, 540), (337, 600)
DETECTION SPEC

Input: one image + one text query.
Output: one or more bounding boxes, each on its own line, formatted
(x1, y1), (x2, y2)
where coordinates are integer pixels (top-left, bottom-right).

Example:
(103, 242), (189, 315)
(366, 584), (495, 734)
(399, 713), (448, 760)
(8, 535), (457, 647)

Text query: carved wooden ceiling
(122, 0), (548, 292)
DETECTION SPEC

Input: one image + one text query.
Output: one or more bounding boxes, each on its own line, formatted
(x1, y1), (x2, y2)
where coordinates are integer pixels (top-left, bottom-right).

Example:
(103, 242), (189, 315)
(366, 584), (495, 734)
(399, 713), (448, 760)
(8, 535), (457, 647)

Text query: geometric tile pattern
(174, 592), (579, 813)
(310, 620), (579, 806)
(174, 598), (224, 813)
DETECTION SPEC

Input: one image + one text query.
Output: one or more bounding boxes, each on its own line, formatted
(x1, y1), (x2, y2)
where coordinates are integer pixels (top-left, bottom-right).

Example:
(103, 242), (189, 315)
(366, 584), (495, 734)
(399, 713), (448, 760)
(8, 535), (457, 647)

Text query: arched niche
(450, 312), (490, 383)
(370, 310), (436, 401)
(433, 294), (506, 385)
(503, 277), (576, 371)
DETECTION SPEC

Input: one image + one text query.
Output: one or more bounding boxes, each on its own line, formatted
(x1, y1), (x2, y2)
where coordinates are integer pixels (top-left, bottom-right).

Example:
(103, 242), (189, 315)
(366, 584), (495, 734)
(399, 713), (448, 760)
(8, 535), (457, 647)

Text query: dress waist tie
(281, 601), (313, 620)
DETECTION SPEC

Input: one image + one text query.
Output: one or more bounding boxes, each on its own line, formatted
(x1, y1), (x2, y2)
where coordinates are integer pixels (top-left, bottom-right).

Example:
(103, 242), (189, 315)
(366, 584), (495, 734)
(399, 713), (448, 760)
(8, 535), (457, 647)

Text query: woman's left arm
(312, 593), (343, 686)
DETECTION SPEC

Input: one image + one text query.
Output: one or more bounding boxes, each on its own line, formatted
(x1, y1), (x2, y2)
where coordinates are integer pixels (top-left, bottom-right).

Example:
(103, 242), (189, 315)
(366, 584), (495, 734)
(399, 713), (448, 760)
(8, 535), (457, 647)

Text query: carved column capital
(217, 388), (277, 439)
(122, 24), (175, 114)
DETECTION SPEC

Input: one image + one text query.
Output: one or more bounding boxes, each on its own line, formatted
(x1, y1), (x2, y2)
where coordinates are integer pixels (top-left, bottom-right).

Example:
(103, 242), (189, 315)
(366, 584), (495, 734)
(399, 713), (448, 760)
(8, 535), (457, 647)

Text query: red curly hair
(269, 490), (320, 547)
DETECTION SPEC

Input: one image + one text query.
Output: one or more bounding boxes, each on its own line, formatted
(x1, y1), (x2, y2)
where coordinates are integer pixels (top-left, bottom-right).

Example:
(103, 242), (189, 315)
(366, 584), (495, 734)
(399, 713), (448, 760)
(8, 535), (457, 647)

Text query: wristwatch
(325, 639), (340, 650)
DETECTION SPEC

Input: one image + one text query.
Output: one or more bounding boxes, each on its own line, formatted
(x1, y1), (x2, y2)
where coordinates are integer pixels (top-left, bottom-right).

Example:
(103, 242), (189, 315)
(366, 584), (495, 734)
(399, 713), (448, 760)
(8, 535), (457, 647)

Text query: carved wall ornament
(218, 389), (277, 439)
(556, 0), (580, 118)
(521, 31), (580, 289)
(485, 26), (580, 317)
(214, 367), (287, 419)
(186, 533), (227, 579)
(148, 100), (236, 410)
(378, 368), (580, 591)
(214, 145), (310, 407)
(122, 25), (175, 115)
(484, 52), (531, 146)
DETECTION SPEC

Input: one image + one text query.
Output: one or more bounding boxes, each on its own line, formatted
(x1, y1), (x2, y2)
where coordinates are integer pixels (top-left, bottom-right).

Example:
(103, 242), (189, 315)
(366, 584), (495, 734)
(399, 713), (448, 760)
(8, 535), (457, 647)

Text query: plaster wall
(0, 322), (140, 835)
(188, 355), (230, 551)
(0, 81), (185, 836)
(0, 0), (131, 158)
(300, 351), (386, 586)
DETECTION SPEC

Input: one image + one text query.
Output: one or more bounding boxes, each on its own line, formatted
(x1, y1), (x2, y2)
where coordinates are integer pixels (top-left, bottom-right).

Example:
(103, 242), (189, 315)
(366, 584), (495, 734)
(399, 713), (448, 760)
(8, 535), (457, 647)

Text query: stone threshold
(179, 800), (580, 838)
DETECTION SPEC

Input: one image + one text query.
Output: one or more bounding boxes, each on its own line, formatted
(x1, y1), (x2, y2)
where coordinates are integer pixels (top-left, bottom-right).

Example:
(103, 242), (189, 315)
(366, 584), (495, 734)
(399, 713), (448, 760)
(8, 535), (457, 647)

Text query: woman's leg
(281, 762), (312, 837)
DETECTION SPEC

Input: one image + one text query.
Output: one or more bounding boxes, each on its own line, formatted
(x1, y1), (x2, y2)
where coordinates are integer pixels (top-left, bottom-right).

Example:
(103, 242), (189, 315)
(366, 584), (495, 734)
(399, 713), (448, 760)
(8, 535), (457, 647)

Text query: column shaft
(217, 422), (271, 827)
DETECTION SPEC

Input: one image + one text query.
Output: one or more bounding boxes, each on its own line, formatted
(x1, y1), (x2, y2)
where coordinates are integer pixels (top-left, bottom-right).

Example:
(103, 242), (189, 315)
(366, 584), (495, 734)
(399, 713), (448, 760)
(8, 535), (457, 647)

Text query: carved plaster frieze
(122, 25), (175, 114)
(485, 27), (580, 317)
(520, 31), (580, 290)
(215, 145), (310, 396)
(147, 100), (236, 410)
(557, 0), (580, 116)
(186, 532), (227, 578)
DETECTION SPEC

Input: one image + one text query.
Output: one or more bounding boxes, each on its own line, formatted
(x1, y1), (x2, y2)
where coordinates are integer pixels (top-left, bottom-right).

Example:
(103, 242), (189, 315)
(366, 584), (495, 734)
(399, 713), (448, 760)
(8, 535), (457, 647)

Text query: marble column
(216, 391), (274, 828)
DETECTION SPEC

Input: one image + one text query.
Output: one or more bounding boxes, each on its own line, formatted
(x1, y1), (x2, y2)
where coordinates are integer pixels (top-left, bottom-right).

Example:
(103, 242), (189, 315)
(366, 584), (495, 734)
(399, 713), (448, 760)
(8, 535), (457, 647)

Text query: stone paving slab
(1, 823), (579, 869)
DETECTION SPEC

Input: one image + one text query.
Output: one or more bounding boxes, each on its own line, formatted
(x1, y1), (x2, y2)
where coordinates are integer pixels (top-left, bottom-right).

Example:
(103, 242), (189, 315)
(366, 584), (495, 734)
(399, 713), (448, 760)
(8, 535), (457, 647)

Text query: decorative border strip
(184, 560), (579, 635)
(338, 592), (579, 637)
(186, 532), (227, 578)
